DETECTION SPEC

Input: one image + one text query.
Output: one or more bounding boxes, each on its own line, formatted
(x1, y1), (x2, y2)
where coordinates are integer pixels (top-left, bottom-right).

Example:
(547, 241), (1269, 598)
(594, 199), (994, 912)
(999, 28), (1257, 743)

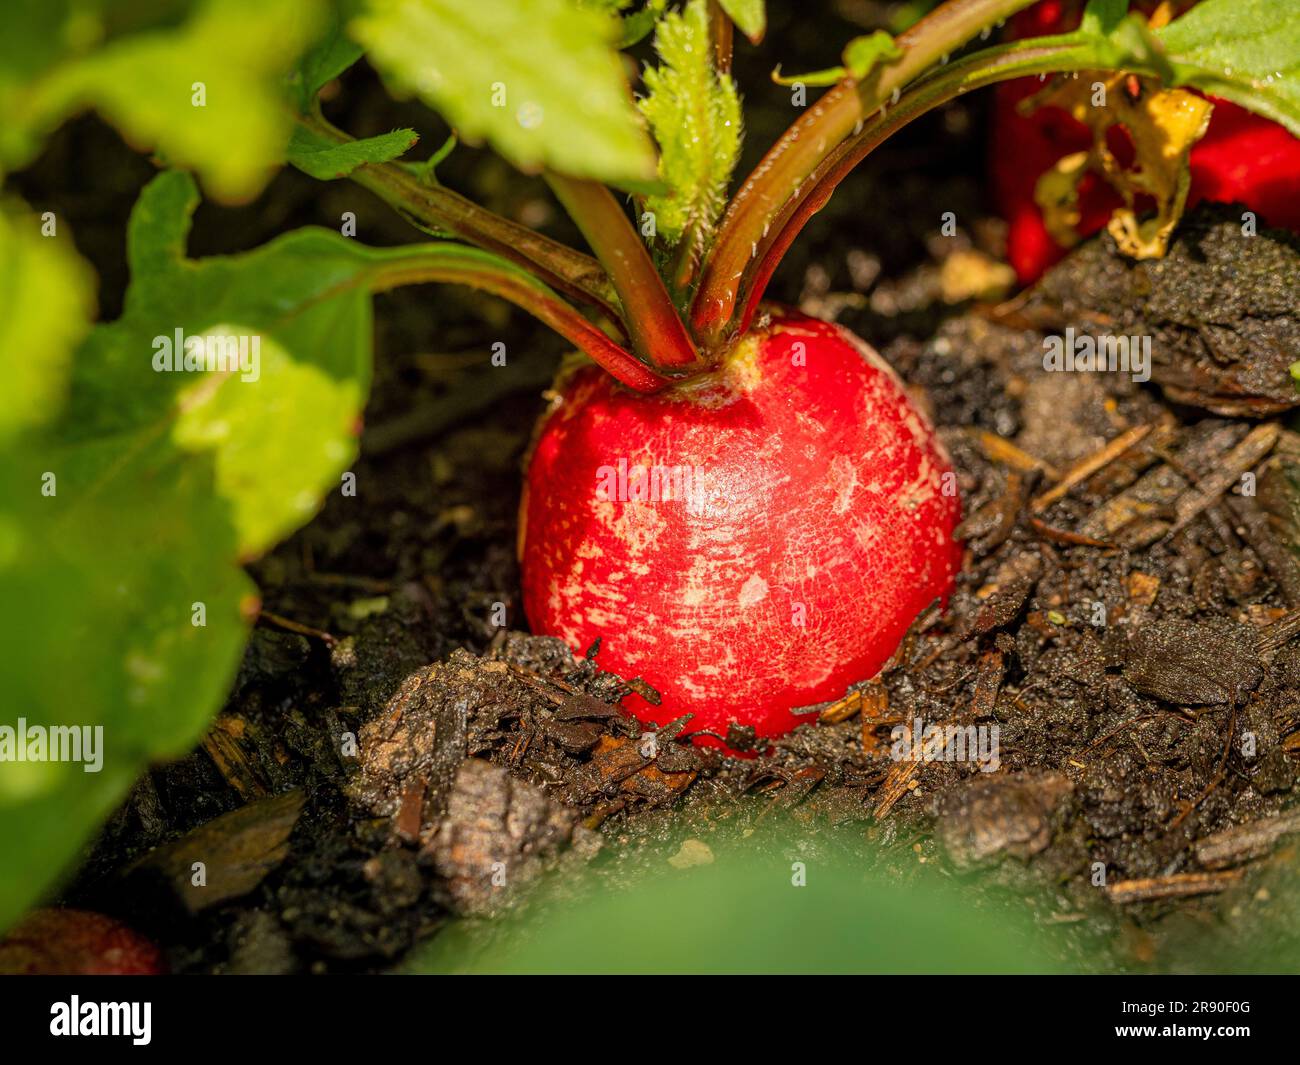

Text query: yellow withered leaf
(1026, 72), (1213, 260)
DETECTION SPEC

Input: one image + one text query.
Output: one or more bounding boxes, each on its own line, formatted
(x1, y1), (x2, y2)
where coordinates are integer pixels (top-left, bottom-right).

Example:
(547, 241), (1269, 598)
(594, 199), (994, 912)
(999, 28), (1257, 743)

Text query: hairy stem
(692, 0), (1039, 343)
(545, 173), (702, 371)
(296, 112), (624, 329)
(370, 247), (668, 393)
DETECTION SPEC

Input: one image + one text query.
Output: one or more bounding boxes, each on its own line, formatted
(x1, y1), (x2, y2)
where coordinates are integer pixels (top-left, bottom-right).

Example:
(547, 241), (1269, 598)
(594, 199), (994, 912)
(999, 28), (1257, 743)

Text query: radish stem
(692, 0), (1040, 344)
(370, 248), (668, 393)
(545, 173), (703, 372)
(296, 112), (624, 330)
(709, 0), (734, 74)
(733, 39), (1101, 336)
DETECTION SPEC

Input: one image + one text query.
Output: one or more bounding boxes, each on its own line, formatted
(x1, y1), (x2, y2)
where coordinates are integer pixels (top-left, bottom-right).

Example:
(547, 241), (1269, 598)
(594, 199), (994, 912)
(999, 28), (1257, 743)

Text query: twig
(1078, 713), (1161, 757)
(873, 648), (1003, 819)
(258, 610), (336, 646)
(1031, 423), (1153, 513)
(1027, 516), (1115, 549)
(973, 430), (1061, 479)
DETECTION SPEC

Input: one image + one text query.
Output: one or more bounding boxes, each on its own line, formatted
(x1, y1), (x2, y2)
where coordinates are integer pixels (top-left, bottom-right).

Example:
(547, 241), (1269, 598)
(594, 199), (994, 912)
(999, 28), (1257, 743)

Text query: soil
(16, 3), (1300, 974)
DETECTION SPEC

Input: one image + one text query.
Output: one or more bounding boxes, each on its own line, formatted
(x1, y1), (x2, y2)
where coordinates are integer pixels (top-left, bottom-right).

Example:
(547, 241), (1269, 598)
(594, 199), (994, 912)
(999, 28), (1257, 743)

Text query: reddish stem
(297, 112), (623, 329)
(710, 0), (735, 73)
(546, 173), (702, 372)
(372, 250), (669, 393)
(691, 0), (1039, 344)
(734, 41), (1093, 336)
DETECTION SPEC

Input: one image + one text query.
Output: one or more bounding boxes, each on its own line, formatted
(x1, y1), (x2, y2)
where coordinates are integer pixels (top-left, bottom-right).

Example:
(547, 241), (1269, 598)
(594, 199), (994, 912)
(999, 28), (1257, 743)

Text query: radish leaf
(412, 838), (1062, 974)
(294, 2), (365, 111)
(64, 171), (383, 557)
(1157, 0), (1300, 137)
(287, 123), (419, 179)
(579, 0), (667, 48)
(0, 200), (95, 441)
(1080, 0), (1127, 37)
(719, 0), (765, 44)
(352, 0), (657, 184)
(0, 0), (327, 203)
(772, 30), (901, 87)
(0, 170), (492, 927)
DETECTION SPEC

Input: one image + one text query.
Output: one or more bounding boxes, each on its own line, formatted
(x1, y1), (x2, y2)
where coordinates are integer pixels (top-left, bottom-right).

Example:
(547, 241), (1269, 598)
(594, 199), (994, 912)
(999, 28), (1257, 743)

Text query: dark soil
(21, 4), (1300, 973)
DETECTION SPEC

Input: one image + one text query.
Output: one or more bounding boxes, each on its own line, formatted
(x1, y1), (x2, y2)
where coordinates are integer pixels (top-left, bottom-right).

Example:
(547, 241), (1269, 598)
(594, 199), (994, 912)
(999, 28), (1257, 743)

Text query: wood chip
(1106, 870), (1242, 904)
(1257, 605), (1300, 653)
(1031, 423), (1153, 513)
(859, 680), (890, 753)
(1195, 810), (1300, 870)
(874, 650), (1003, 820)
(1127, 571), (1160, 607)
(667, 839), (715, 870)
(129, 790), (305, 913)
(1079, 422), (1247, 546)
(1166, 423), (1280, 536)
(973, 430), (1061, 480)
(818, 689), (863, 724)
(201, 716), (270, 800)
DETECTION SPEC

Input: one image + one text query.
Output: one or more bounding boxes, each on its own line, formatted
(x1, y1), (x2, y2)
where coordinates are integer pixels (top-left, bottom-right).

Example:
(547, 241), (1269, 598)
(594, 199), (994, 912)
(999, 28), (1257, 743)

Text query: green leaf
(843, 30), (904, 79)
(1080, 0), (1128, 37)
(718, 0), (765, 44)
(0, 0), (80, 91)
(1, 0), (326, 202)
(575, 0), (665, 47)
(1095, 13), (1176, 85)
(0, 171), (495, 928)
(1157, 0), (1300, 137)
(294, 1), (365, 111)
(616, 0), (668, 48)
(639, 0), (742, 268)
(0, 200), (95, 442)
(409, 836), (1064, 974)
(64, 170), (386, 557)
(1043, 0), (1299, 136)
(351, 0), (657, 184)
(287, 122), (418, 179)
(773, 29), (901, 87)
(0, 442), (254, 932)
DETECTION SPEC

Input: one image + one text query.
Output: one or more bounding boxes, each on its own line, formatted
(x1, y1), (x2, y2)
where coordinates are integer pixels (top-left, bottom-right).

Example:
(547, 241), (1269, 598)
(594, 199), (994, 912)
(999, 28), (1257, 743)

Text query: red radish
(0, 908), (165, 975)
(520, 311), (962, 741)
(992, 0), (1300, 283)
